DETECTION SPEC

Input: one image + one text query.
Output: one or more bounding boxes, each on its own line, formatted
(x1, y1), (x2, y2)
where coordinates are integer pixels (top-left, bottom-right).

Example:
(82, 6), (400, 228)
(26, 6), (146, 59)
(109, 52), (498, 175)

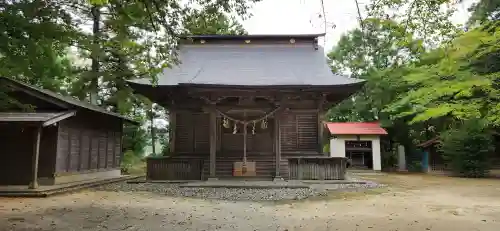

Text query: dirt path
(1, 174), (500, 231)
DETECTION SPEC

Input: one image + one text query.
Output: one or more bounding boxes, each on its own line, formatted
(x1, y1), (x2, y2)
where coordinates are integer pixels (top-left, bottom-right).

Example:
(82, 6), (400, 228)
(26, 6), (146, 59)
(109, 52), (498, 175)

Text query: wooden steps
(0, 175), (141, 197)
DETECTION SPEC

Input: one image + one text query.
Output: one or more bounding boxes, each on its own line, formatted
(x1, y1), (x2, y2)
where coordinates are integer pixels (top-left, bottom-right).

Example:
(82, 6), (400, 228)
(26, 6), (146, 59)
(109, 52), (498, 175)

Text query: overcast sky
(240, 0), (476, 52)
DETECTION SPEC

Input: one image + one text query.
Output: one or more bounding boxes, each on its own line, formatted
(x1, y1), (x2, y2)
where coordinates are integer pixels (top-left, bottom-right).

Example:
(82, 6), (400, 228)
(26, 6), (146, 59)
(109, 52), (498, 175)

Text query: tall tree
(327, 18), (422, 124)
(467, 0), (500, 26)
(366, 0), (460, 48)
(327, 0), (465, 148)
(384, 20), (500, 127)
(0, 0), (260, 157)
(0, 0), (79, 90)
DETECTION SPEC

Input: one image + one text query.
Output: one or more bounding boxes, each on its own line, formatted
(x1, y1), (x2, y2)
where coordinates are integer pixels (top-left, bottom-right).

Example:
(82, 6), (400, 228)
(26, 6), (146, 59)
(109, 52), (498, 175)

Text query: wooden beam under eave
(42, 111), (76, 127)
(29, 125), (42, 189)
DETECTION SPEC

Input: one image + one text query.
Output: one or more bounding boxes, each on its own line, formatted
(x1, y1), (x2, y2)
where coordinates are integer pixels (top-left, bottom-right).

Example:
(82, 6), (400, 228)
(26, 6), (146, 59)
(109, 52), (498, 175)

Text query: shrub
(121, 150), (141, 174)
(381, 146), (398, 170)
(323, 142), (330, 154)
(439, 119), (493, 178)
(407, 160), (422, 172)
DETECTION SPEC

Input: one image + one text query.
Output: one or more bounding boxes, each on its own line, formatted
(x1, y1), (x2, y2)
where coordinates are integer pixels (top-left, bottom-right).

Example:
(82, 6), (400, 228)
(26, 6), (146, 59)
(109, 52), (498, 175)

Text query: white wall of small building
(329, 134), (382, 171)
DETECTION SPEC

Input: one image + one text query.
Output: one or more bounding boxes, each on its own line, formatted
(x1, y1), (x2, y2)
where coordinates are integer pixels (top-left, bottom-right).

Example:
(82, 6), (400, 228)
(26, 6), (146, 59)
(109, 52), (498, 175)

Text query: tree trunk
(90, 5), (101, 105)
(151, 105), (156, 156)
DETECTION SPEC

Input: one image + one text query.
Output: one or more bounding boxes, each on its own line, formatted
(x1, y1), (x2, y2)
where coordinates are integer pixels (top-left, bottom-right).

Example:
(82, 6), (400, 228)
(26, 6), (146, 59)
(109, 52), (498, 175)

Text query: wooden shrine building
(0, 77), (135, 189)
(129, 34), (365, 180)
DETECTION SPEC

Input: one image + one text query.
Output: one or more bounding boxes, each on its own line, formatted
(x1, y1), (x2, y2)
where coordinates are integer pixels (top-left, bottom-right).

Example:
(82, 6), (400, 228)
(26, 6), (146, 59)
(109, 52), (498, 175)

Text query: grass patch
(357, 172), (500, 190)
(322, 187), (391, 200)
(268, 187), (390, 206)
(126, 162), (146, 176)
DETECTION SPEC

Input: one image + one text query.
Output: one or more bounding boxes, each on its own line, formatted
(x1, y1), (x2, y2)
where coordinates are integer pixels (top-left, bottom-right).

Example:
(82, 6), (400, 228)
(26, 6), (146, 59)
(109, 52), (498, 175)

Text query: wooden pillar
(29, 126), (42, 189)
(169, 108), (176, 154)
(274, 113), (283, 180)
(209, 106), (217, 179)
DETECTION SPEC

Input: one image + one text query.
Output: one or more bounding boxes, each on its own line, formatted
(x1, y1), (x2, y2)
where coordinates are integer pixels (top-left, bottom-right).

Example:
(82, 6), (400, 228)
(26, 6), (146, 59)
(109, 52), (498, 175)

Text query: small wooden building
(417, 136), (500, 176)
(129, 34), (365, 180)
(0, 77), (135, 188)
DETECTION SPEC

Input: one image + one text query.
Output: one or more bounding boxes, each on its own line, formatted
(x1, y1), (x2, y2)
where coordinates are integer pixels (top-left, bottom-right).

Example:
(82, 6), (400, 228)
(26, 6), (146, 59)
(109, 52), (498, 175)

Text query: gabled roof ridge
(181, 33), (326, 40)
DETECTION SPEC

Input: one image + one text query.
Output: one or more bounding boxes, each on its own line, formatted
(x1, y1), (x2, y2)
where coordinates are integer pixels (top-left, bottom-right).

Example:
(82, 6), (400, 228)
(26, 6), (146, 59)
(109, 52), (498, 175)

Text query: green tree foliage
(0, 0), (78, 90)
(385, 21), (500, 126)
(439, 119), (494, 177)
(366, 0), (460, 48)
(182, 8), (247, 35)
(328, 0), (499, 175)
(328, 18), (424, 76)
(467, 0), (500, 26)
(326, 18), (423, 130)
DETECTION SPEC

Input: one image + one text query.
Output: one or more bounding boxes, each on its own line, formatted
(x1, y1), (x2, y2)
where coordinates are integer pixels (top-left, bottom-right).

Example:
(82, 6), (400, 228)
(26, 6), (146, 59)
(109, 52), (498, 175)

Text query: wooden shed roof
(0, 111), (76, 126)
(0, 77), (136, 124)
(128, 34), (364, 88)
(0, 112), (64, 122)
(416, 136), (440, 148)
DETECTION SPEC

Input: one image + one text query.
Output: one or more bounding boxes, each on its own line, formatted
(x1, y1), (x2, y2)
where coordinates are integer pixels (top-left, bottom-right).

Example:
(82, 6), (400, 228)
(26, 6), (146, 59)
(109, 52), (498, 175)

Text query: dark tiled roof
(0, 77), (137, 123)
(129, 35), (363, 87)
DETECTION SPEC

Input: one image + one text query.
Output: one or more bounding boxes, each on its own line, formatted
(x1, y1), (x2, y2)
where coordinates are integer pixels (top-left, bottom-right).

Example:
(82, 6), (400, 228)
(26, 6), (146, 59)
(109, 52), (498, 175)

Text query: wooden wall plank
(287, 158), (346, 180)
(169, 109), (176, 153)
(69, 128), (80, 171)
(56, 125), (69, 172)
(175, 112), (211, 154)
(80, 131), (90, 171)
(114, 132), (121, 168)
(280, 110), (319, 152)
(98, 132), (107, 168)
(90, 133), (99, 169)
(175, 112), (193, 152)
(194, 113), (210, 152)
(66, 128), (72, 172)
(107, 131), (114, 168)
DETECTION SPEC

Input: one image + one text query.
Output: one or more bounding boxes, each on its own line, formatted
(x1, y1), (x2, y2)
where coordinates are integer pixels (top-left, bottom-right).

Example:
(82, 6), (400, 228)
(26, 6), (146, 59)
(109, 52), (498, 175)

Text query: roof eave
(175, 81), (365, 89)
(127, 79), (366, 88)
(330, 132), (388, 136)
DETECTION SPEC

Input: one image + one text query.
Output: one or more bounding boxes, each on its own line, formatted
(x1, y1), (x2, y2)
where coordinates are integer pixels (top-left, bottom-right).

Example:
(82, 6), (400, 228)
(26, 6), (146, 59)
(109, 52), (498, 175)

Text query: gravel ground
(94, 180), (383, 201)
(2, 174), (500, 231)
(0, 175), (500, 231)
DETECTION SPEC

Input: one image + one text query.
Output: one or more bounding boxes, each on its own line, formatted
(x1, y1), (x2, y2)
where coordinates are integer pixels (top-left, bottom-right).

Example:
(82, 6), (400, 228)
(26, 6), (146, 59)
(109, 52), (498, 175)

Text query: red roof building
(324, 122), (388, 135)
(324, 122), (387, 171)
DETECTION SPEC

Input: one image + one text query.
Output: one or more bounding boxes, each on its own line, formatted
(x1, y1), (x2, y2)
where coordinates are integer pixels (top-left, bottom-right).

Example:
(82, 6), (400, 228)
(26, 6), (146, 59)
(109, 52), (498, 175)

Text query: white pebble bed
(95, 181), (384, 201)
